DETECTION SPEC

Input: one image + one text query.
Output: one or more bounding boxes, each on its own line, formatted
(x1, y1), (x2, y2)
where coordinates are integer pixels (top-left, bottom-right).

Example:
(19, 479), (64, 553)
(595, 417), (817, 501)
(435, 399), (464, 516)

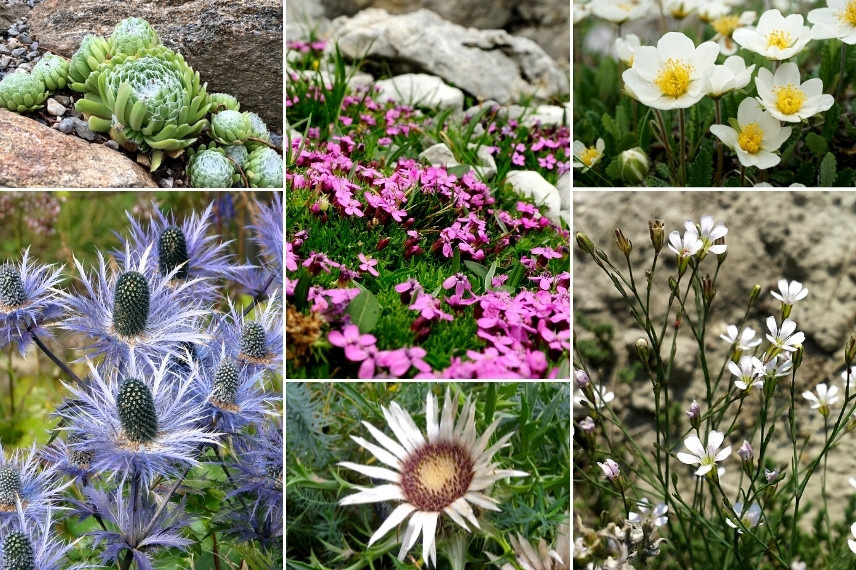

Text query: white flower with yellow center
(591, 0), (651, 24)
(809, 0), (856, 43)
(705, 55), (755, 98)
(710, 97), (792, 169)
(338, 388), (528, 567)
(615, 33), (641, 66)
(732, 9), (812, 60)
(573, 138), (605, 170)
(697, 0), (731, 23)
(711, 11), (757, 55)
(622, 32), (720, 110)
(755, 62), (834, 122)
(664, 0), (700, 19)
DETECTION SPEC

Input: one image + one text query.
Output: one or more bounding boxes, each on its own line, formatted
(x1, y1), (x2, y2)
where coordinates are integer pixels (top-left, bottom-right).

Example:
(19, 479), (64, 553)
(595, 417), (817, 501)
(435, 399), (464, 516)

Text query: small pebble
(29, 42), (37, 51)
(0, 56), (9, 71)
(26, 51), (39, 60)
(46, 98), (66, 116)
(18, 34), (31, 45)
(53, 95), (70, 106)
(10, 47), (26, 58)
(7, 27), (18, 37)
(75, 122), (97, 142)
(0, 46), (9, 56)
(55, 117), (76, 134)
(105, 140), (120, 151)
(158, 177), (174, 188)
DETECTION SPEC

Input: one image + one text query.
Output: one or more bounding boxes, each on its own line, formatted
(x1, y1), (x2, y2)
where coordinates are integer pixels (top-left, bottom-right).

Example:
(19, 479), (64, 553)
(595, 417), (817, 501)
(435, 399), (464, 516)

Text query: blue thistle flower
(248, 192), (283, 283)
(0, 249), (64, 357)
(0, 443), (66, 527)
(40, 432), (95, 484)
(60, 243), (209, 369)
(0, 503), (85, 570)
(58, 352), (220, 487)
(214, 297), (282, 376)
(190, 343), (274, 435)
(73, 483), (192, 570)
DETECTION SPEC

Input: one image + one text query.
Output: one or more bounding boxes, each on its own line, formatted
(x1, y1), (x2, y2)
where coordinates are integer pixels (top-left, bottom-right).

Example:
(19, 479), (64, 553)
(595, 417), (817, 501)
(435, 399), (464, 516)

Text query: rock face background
(287, 0), (570, 67)
(27, 0), (283, 132)
(574, 191), (856, 526)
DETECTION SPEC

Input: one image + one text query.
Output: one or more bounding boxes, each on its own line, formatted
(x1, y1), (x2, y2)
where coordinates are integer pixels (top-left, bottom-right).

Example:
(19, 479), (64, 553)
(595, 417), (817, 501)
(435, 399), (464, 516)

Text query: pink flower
(512, 152), (526, 166)
(442, 273), (472, 297)
(328, 324), (377, 361)
(409, 292), (453, 321)
(538, 153), (556, 170)
(531, 246), (563, 260)
(358, 253), (379, 277)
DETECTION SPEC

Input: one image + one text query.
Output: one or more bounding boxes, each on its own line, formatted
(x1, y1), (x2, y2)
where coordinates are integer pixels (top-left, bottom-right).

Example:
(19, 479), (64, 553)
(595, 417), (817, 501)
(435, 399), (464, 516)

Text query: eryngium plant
(76, 46), (210, 171)
(0, 73), (49, 113)
(31, 53), (69, 92)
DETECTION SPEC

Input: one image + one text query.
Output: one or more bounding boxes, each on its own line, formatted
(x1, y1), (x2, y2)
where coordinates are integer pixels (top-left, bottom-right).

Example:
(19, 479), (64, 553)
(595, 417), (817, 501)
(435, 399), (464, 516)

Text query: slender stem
(654, 109), (677, 182)
(6, 347), (13, 418)
(29, 329), (83, 384)
(679, 108), (687, 186)
(243, 274), (275, 317)
(714, 98), (723, 186)
(120, 551), (133, 570)
(130, 473), (140, 548)
(840, 42), (847, 101)
(212, 444), (250, 512)
(139, 466), (192, 540)
(740, 165), (746, 187)
(822, 415), (832, 554)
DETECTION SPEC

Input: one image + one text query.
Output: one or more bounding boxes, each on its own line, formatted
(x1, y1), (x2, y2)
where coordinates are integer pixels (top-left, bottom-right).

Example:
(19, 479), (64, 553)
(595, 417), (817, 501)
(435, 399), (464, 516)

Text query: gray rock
(556, 171), (570, 215)
(419, 142), (456, 166)
(105, 139), (119, 150)
(45, 97), (65, 116)
(54, 117), (75, 134)
(28, 0), (283, 131)
(18, 34), (30, 44)
(374, 73), (464, 111)
(52, 94), (70, 106)
(329, 8), (568, 105)
(74, 120), (96, 142)
(10, 47), (25, 57)
(522, 104), (567, 127)
(418, 141), (497, 181)
(0, 108), (157, 187)
(0, 56), (9, 70)
(505, 170), (562, 224)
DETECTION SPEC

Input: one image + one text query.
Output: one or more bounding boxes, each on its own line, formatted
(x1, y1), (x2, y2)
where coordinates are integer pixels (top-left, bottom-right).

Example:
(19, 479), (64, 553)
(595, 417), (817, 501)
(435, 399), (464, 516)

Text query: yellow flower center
(836, 0), (856, 26)
(401, 442), (474, 511)
(773, 84), (806, 115)
(654, 58), (693, 98)
(713, 15), (740, 37)
(581, 146), (599, 166)
(738, 123), (764, 154)
(766, 30), (792, 50)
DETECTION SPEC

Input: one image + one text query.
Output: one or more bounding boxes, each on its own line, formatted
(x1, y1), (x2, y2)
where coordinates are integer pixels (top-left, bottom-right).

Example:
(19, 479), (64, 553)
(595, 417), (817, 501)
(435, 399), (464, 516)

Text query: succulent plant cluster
(1, 16), (283, 187)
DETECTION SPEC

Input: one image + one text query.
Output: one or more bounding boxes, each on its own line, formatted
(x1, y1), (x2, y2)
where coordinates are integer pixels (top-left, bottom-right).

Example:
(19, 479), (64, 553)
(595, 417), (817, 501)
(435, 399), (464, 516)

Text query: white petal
(683, 434), (706, 457)
(362, 420), (409, 461)
(421, 512), (439, 567)
(707, 430), (725, 452)
(465, 491), (502, 511)
(443, 502), (472, 531)
(426, 391), (439, 442)
(676, 452), (701, 465)
(367, 503), (417, 546)
(714, 445), (732, 462)
(398, 512), (423, 561)
(383, 403), (423, 453)
(339, 484), (405, 505)
(448, 496), (481, 529)
(338, 462), (400, 483)
(440, 387), (457, 441)
(350, 435), (402, 469)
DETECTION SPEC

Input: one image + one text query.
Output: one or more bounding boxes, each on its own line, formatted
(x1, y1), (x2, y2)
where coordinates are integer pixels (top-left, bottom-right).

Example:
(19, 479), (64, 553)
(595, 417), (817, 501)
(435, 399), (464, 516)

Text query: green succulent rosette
(224, 144), (249, 170)
(244, 147), (283, 188)
(208, 92), (240, 113)
(31, 53), (69, 92)
(109, 17), (161, 56)
(67, 34), (111, 93)
(0, 72), (49, 113)
(244, 111), (271, 151)
(75, 46), (210, 171)
(210, 109), (251, 145)
(188, 148), (237, 188)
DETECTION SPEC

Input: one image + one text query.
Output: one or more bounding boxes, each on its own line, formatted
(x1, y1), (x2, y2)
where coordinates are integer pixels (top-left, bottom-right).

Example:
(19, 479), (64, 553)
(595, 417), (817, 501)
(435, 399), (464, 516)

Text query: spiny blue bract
(211, 359), (239, 406)
(158, 226), (190, 279)
(1, 530), (35, 570)
(0, 265), (26, 307)
(116, 377), (158, 443)
(112, 271), (150, 337)
(0, 464), (21, 506)
(240, 321), (267, 360)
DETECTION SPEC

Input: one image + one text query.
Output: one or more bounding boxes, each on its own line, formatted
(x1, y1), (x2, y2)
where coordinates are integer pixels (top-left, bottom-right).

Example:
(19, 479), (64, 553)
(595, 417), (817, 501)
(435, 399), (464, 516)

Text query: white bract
(676, 429), (732, 476)
(706, 55), (755, 98)
(710, 98), (792, 169)
(622, 32), (719, 110)
(755, 63), (834, 122)
(809, 0), (856, 43)
(732, 9), (812, 60)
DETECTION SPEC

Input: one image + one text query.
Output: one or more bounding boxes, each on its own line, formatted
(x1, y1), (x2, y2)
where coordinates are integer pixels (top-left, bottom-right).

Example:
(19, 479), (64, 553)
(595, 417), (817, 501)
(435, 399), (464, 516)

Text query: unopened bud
(792, 344), (804, 370)
(619, 147), (649, 185)
(669, 276), (678, 292)
(702, 273), (716, 304)
(614, 228), (632, 257)
(686, 400), (701, 430)
(738, 440), (753, 461)
(846, 334), (856, 365)
(598, 458), (621, 482)
(574, 369), (591, 388)
(649, 219), (665, 253)
(579, 416), (596, 433)
(749, 284), (762, 307)
(635, 338), (650, 363)
(576, 232), (595, 255)
(376, 237), (390, 251)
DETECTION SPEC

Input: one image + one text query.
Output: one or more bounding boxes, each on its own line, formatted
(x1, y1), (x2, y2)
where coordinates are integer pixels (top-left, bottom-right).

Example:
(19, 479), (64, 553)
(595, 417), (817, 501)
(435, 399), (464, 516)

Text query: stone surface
(374, 73), (464, 111)
(0, 1), (27, 29)
(418, 142), (497, 181)
(27, 0), (283, 131)
(505, 170), (562, 224)
(319, 0), (569, 64)
(328, 8), (568, 105)
(0, 108), (157, 187)
(573, 191), (856, 524)
(522, 104), (566, 127)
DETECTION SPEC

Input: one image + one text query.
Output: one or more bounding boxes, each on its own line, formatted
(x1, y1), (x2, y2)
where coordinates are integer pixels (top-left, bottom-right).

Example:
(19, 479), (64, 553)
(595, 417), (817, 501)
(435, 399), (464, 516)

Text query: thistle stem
(29, 328), (82, 385)
(243, 274), (275, 317)
(140, 465), (192, 541)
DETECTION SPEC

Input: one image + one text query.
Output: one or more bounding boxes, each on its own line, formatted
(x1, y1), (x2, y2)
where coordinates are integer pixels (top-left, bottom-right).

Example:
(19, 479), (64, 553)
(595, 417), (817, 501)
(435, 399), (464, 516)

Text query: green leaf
(507, 260), (526, 290)
(655, 162), (671, 180)
(464, 260), (488, 279)
(804, 132), (827, 158)
(485, 259), (498, 291)
(293, 272), (312, 310)
(836, 167), (856, 186)
(346, 290), (381, 333)
(819, 152), (837, 187)
(602, 113), (621, 149)
(605, 157), (620, 181)
(447, 164), (471, 178)
(687, 145), (713, 186)
(821, 100), (841, 142)
(727, 117), (741, 132)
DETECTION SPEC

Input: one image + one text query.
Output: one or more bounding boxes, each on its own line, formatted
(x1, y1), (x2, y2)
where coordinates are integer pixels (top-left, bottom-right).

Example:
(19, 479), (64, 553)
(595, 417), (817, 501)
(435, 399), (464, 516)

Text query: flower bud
(649, 219), (665, 253)
(686, 400), (701, 430)
(579, 416), (596, 433)
(792, 343), (804, 370)
(576, 232), (595, 255)
(635, 338), (650, 364)
(574, 369), (591, 388)
(749, 284), (762, 307)
(619, 147), (649, 185)
(702, 273), (716, 304)
(614, 228), (632, 257)
(846, 333), (856, 366)
(598, 458), (621, 481)
(738, 440), (753, 461)
(376, 237), (390, 251)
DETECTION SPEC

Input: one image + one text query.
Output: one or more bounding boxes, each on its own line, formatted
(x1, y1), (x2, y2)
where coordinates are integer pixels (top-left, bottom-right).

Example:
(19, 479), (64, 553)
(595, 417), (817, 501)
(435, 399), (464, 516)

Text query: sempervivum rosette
(244, 147), (283, 188)
(210, 109), (252, 145)
(109, 17), (161, 56)
(0, 72), (49, 112)
(244, 111), (271, 151)
(75, 46), (210, 171)
(67, 34), (111, 93)
(31, 53), (69, 92)
(188, 148), (237, 188)
(208, 92), (241, 113)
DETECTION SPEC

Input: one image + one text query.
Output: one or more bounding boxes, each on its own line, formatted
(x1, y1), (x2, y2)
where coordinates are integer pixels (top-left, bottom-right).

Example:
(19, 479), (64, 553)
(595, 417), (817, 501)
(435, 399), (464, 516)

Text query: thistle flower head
(1, 530), (34, 570)
(0, 443), (66, 526)
(158, 226), (190, 279)
(214, 297), (283, 375)
(0, 465), (22, 507)
(116, 377), (158, 443)
(112, 271), (150, 337)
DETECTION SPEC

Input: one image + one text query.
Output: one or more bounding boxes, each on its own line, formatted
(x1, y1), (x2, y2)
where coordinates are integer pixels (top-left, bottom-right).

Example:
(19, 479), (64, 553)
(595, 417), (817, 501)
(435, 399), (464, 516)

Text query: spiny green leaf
(688, 145), (713, 186)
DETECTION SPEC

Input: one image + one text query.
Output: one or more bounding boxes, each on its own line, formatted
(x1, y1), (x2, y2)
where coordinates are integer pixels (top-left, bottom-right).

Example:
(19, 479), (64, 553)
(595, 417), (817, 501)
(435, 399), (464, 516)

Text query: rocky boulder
(27, 0), (283, 132)
(328, 8), (568, 105)
(0, 108), (157, 187)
